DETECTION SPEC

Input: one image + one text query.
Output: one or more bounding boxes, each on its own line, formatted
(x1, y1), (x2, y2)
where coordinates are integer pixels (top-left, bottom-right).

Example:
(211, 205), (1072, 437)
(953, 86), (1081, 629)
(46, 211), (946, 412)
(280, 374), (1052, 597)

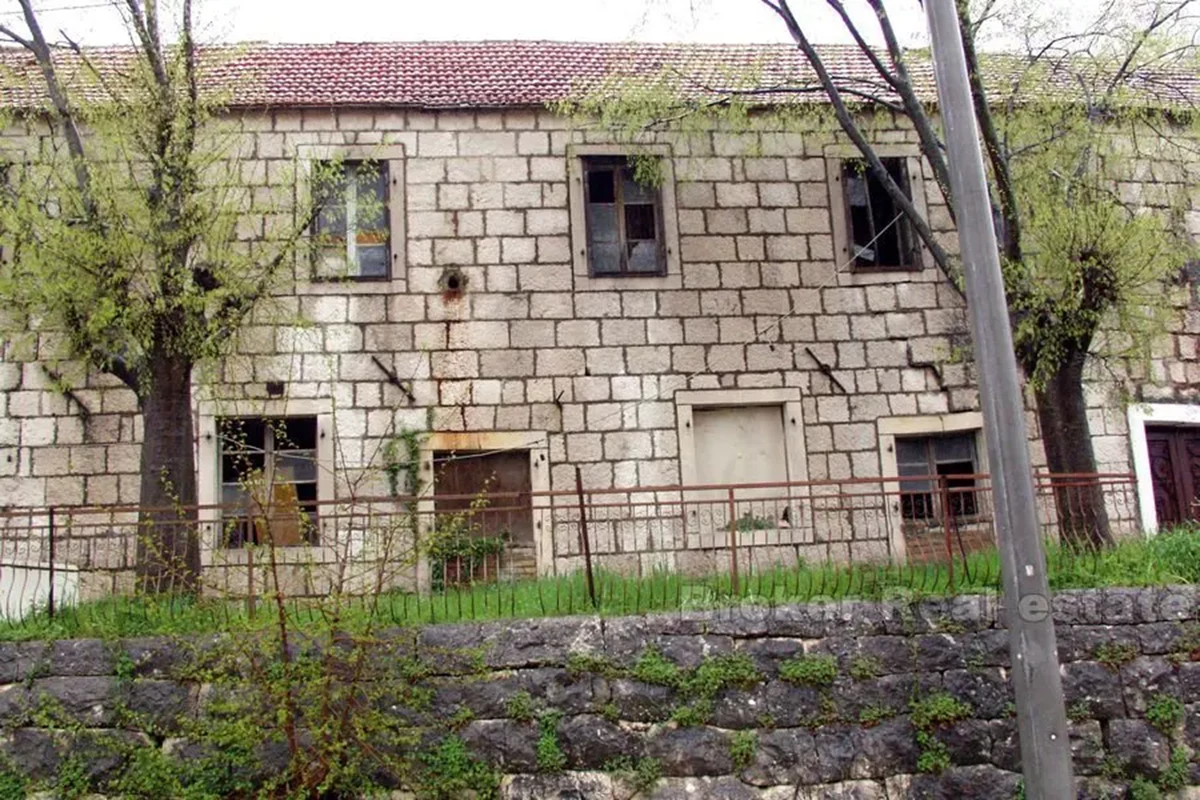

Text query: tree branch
(11, 0), (97, 222)
(125, 0), (170, 90)
(0, 24), (33, 51)
(822, 0), (903, 92)
(956, 0), (1023, 264)
(766, 0), (960, 290)
(1107, 0), (1193, 95)
(864, 0), (957, 213)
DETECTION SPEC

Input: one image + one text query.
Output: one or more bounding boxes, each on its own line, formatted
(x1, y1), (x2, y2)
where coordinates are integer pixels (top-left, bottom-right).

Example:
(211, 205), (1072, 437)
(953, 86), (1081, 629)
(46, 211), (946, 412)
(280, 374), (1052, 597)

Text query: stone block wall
(0, 105), (1197, 575)
(0, 586), (1195, 798)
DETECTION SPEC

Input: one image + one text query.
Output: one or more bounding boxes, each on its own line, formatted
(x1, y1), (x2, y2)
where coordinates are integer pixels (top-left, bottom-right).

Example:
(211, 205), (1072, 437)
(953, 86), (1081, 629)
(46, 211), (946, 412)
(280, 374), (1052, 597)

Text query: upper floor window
(841, 157), (918, 271)
(312, 160), (390, 280)
(582, 156), (666, 277)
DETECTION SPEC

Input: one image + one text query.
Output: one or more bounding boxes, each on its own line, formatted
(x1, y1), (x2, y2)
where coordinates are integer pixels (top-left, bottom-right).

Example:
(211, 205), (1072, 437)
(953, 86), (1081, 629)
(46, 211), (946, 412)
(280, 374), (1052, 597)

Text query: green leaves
(0, 42), (311, 397)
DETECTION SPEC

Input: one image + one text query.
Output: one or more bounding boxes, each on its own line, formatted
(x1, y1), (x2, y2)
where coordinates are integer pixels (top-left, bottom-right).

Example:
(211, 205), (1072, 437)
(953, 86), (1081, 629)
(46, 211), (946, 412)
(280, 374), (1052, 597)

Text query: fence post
(727, 487), (739, 597)
(246, 543), (256, 621)
(574, 467), (597, 609)
(47, 507), (56, 621)
(939, 476), (955, 593)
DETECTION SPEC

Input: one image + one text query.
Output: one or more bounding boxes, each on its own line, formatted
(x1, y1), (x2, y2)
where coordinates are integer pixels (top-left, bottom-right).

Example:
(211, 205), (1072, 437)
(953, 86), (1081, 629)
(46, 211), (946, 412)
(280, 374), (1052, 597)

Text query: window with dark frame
(895, 432), (979, 523)
(312, 160), (390, 280)
(582, 156), (666, 277)
(218, 417), (319, 547)
(842, 157), (918, 271)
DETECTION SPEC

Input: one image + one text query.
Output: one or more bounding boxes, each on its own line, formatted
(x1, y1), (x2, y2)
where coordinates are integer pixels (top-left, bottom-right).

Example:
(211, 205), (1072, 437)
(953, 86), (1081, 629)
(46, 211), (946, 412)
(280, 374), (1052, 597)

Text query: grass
(2, 526), (1197, 642)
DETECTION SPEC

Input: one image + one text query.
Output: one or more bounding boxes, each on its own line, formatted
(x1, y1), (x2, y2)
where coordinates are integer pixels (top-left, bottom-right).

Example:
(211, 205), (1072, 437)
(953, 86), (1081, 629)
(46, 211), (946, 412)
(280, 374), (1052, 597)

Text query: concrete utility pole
(923, 0), (1075, 797)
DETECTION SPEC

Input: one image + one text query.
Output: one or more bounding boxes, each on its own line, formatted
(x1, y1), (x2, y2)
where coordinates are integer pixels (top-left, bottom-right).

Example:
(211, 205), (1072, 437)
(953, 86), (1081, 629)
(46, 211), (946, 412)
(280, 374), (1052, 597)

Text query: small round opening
(445, 274), (461, 292)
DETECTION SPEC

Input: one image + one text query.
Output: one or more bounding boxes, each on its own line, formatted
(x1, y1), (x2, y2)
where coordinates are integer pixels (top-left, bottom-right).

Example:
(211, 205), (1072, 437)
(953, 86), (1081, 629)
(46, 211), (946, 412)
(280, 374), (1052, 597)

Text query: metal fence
(0, 471), (1141, 621)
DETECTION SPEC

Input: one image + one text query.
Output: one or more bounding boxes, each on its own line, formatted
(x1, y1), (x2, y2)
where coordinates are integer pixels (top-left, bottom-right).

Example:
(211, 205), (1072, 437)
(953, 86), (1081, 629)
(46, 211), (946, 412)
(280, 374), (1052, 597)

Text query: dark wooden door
(1145, 425), (1200, 527)
(433, 450), (536, 580)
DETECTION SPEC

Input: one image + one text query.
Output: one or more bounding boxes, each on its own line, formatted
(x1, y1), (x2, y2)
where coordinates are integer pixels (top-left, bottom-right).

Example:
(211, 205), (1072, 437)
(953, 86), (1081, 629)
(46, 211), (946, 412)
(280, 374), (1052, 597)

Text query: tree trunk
(135, 352), (200, 593)
(1032, 349), (1113, 549)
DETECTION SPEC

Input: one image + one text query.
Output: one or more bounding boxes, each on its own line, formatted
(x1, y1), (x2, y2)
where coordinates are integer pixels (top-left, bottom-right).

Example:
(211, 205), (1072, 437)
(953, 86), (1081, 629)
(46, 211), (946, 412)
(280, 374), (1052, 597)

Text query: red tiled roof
(0, 40), (920, 110)
(0, 40), (1194, 111)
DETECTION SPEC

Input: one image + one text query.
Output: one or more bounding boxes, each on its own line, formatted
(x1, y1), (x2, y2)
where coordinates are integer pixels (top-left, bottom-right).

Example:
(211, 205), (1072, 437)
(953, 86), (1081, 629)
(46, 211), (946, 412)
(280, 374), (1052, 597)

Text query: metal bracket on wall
(371, 355), (416, 404)
(804, 346), (847, 394)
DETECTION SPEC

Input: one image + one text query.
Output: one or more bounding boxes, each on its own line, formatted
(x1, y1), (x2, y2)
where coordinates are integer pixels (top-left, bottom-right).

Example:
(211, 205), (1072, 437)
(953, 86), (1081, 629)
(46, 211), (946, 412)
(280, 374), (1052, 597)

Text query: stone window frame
(1127, 402), (1200, 532)
(295, 143), (407, 294)
(675, 388), (809, 486)
(567, 143), (682, 291)
(877, 412), (986, 562)
(417, 431), (551, 587)
(197, 398), (336, 566)
(825, 144), (932, 283)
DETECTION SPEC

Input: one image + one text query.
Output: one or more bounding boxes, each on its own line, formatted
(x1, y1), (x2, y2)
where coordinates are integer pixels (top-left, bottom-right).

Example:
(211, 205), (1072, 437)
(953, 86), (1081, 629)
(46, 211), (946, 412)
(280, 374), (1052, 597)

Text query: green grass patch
(2, 527), (1197, 641)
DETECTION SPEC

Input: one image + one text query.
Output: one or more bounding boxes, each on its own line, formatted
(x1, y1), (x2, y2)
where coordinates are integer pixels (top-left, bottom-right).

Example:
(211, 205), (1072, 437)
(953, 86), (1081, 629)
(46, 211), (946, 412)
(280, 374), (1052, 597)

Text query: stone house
(0, 42), (1196, 594)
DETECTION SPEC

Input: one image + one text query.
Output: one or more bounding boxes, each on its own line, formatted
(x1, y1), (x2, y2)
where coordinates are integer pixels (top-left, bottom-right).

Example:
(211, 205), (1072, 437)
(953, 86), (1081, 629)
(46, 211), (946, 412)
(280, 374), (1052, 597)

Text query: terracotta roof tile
(0, 40), (909, 110)
(0, 40), (1194, 111)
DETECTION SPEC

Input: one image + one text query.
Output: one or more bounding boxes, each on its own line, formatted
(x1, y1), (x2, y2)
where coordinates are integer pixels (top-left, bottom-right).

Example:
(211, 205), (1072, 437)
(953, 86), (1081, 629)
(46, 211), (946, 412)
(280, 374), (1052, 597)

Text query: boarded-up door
(1146, 425), (1200, 527)
(433, 450), (535, 580)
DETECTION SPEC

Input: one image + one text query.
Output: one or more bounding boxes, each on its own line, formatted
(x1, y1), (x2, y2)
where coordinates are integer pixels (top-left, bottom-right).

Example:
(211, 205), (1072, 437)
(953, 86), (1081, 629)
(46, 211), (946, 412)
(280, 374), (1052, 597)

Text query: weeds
(505, 691), (536, 723)
(730, 731), (757, 770)
(849, 655), (883, 681)
(1094, 641), (1138, 671)
(606, 756), (662, 796)
(779, 654), (838, 686)
(1144, 693), (1184, 735)
(535, 710), (567, 773)
(858, 704), (896, 727)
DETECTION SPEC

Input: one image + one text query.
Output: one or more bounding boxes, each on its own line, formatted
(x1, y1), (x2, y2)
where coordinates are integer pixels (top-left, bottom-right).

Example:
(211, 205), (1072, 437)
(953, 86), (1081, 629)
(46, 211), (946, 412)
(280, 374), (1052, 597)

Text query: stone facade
(0, 587), (1195, 797)
(0, 102), (1198, 579)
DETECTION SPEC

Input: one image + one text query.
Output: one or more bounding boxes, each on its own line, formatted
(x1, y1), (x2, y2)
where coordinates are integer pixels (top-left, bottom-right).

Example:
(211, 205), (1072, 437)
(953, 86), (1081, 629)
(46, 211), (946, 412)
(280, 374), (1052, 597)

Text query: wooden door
(1145, 425), (1200, 527)
(432, 450), (535, 581)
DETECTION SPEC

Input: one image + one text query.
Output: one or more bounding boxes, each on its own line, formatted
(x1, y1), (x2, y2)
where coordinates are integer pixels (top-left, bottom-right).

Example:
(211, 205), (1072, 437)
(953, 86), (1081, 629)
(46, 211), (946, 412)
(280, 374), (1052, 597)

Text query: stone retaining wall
(0, 586), (1197, 798)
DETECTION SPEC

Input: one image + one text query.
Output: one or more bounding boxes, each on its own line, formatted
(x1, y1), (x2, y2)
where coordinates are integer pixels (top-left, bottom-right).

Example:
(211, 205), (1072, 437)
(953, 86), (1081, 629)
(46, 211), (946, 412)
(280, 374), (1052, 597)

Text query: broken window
(895, 433), (980, 523)
(842, 157), (917, 270)
(582, 156), (665, 277)
(218, 417), (319, 547)
(312, 160), (390, 279)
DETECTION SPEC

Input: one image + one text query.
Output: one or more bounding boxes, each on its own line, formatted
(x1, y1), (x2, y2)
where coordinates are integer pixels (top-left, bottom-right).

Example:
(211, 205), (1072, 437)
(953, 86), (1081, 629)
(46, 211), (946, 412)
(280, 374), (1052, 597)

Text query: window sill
(851, 264), (922, 273)
(835, 264), (937, 287)
(201, 544), (338, 566)
(573, 270), (682, 291)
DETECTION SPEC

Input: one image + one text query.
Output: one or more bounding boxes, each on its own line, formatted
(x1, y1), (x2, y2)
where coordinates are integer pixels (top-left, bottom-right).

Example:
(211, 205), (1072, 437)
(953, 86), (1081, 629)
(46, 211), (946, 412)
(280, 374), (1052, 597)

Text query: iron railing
(0, 472), (1141, 621)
